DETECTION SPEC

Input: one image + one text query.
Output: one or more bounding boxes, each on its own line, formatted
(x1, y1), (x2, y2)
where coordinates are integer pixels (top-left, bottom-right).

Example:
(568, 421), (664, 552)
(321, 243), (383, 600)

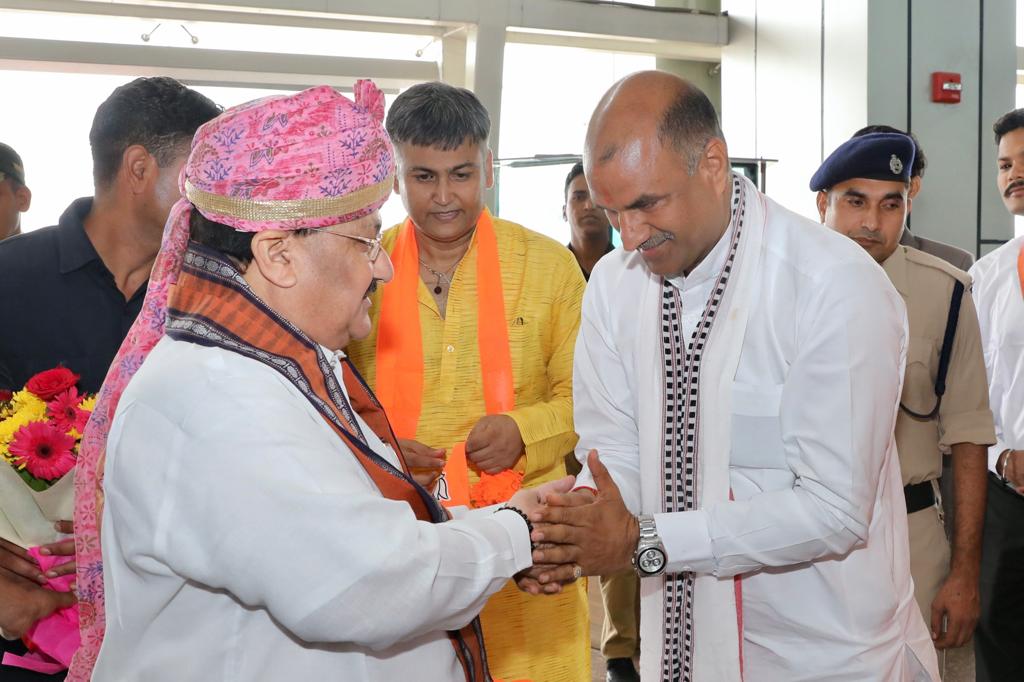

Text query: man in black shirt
(0, 142), (31, 242)
(564, 161), (614, 281)
(0, 77), (219, 394)
(0, 76), (219, 681)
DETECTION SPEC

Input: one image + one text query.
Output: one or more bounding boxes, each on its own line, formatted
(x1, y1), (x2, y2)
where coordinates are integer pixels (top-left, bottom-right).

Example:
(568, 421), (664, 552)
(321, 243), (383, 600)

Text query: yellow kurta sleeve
(506, 249), (585, 479)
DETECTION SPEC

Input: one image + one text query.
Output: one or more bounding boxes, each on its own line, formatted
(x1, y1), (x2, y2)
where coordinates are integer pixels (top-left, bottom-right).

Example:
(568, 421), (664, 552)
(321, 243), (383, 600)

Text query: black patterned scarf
(660, 175), (745, 682)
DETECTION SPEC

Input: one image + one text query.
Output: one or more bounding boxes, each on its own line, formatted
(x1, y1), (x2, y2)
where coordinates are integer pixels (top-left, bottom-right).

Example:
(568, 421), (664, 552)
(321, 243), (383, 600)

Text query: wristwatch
(631, 514), (667, 577)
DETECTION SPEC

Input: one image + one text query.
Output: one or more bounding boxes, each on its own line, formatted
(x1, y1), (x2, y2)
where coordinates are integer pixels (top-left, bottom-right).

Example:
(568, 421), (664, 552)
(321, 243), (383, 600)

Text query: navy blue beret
(809, 132), (916, 191)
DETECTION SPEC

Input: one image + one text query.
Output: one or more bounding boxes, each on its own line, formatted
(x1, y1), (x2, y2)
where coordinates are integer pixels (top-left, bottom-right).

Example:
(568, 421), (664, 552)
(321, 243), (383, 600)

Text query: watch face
(638, 547), (666, 574)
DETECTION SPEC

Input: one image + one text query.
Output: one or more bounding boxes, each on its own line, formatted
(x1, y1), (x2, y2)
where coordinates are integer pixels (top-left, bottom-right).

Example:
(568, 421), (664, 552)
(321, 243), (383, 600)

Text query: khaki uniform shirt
(882, 245), (996, 485)
(899, 228), (975, 272)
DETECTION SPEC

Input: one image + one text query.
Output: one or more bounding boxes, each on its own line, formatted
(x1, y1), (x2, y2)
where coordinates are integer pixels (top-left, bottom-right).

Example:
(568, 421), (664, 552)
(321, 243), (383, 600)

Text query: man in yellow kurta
(346, 82), (589, 682)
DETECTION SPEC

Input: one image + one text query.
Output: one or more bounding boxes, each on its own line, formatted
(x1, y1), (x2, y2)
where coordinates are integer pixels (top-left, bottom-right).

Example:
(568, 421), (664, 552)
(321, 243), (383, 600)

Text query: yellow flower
(11, 389), (46, 418)
(78, 395), (97, 413)
(0, 390), (49, 464)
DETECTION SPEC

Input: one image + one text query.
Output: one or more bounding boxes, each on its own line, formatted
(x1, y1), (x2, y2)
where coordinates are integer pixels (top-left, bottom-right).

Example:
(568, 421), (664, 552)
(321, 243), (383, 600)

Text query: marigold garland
(470, 470), (525, 508)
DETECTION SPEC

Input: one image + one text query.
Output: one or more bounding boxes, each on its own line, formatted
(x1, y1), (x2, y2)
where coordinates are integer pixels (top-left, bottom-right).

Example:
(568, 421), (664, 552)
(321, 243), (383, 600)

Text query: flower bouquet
(0, 368), (91, 673)
(0, 367), (94, 548)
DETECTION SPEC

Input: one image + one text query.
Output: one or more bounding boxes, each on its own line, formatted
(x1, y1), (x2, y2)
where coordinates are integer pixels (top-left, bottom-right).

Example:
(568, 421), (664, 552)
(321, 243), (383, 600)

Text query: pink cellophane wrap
(2, 548), (78, 674)
(69, 81), (395, 680)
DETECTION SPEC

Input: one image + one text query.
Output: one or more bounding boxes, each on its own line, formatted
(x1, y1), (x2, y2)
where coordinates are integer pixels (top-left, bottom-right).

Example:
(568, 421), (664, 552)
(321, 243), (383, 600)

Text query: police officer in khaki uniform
(812, 132), (996, 657)
(852, 125), (975, 271)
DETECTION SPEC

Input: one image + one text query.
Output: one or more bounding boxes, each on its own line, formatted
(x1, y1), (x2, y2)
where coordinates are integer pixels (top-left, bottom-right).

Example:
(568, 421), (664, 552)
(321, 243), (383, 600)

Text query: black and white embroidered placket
(659, 176), (745, 682)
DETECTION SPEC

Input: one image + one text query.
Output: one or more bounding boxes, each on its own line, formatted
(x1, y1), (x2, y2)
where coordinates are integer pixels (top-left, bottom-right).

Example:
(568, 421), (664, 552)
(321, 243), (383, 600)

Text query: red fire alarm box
(931, 72), (962, 104)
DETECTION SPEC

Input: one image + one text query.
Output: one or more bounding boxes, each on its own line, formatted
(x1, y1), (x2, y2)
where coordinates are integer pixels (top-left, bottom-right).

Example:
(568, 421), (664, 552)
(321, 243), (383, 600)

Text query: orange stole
(375, 210), (523, 507)
(168, 258), (490, 682)
(1018, 241), (1024, 299)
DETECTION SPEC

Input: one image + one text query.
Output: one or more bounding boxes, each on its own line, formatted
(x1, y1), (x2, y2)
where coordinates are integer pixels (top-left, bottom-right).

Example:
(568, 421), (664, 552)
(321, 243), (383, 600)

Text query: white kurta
(969, 236), (1024, 468)
(93, 337), (531, 682)
(574, 177), (938, 681)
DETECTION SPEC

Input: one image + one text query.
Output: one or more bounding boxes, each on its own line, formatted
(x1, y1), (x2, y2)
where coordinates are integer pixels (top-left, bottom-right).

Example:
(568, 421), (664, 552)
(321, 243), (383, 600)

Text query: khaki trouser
(908, 502), (951, 627)
(599, 570), (640, 659)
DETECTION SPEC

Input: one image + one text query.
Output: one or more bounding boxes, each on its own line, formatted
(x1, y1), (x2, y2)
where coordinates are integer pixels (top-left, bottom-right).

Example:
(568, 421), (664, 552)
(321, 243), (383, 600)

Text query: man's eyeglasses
(319, 229), (384, 263)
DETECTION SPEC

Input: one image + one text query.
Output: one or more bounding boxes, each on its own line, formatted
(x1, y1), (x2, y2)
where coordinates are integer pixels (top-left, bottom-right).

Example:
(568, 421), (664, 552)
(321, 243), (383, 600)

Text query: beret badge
(889, 154), (903, 175)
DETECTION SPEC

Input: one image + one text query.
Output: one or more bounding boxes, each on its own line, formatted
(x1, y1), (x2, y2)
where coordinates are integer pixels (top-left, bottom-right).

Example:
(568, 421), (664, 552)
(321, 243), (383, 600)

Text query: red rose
(26, 367), (81, 401)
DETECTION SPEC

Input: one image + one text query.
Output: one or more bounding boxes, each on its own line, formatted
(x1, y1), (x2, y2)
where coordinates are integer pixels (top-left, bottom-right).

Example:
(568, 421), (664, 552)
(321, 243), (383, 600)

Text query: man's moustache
(638, 231), (674, 251)
(852, 233), (882, 243)
(1004, 181), (1024, 197)
(364, 280), (380, 298)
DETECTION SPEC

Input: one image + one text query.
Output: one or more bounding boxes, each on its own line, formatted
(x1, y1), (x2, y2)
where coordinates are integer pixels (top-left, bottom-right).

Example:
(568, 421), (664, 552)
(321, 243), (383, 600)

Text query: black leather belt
(904, 481), (936, 514)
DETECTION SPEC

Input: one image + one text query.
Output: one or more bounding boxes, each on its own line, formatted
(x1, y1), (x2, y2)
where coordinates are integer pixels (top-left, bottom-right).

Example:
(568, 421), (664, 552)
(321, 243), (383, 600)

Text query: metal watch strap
(638, 514), (659, 542)
(633, 513), (667, 577)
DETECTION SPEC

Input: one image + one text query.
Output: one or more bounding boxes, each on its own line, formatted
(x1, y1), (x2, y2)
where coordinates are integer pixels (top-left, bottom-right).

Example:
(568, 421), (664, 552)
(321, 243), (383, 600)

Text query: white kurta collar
(321, 345), (347, 370)
(667, 184), (739, 293)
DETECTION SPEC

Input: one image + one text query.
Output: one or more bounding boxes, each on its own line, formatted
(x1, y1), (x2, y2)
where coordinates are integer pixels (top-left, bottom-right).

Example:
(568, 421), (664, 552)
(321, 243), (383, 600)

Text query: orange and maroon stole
(165, 243), (492, 682)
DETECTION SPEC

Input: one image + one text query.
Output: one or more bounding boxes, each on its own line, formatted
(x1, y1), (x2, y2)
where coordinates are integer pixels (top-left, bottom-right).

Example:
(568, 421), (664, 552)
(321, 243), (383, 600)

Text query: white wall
(722, 0), (1016, 255)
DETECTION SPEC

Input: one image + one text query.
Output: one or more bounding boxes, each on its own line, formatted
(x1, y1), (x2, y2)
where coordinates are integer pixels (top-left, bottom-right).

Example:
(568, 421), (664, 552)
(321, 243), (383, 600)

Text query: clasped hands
(0, 520), (77, 638)
(510, 450), (639, 595)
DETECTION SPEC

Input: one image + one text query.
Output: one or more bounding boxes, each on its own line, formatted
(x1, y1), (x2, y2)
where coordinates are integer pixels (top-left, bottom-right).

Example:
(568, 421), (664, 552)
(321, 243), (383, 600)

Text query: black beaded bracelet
(497, 504), (535, 548)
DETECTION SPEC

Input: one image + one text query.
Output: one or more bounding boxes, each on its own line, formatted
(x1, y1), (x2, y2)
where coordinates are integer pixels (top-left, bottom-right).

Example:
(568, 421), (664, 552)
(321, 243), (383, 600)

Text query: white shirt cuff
(654, 510), (717, 576)
(491, 508), (534, 572)
(990, 440), (1011, 473)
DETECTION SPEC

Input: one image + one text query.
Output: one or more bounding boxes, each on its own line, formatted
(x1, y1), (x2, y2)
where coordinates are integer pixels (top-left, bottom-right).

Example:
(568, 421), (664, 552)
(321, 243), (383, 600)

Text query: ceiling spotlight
(414, 26), (466, 58)
(180, 25), (199, 45)
(141, 23), (161, 42)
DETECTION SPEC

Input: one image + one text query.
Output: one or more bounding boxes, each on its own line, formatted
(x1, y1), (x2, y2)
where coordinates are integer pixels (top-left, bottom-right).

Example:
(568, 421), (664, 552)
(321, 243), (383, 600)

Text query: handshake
(504, 450), (640, 595)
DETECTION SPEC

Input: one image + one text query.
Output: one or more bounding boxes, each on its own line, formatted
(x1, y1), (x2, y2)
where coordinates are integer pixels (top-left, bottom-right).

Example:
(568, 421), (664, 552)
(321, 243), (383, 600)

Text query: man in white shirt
(71, 83), (569, 682)
(968, 108), (1024, 682)
(527, 71), (938, 681)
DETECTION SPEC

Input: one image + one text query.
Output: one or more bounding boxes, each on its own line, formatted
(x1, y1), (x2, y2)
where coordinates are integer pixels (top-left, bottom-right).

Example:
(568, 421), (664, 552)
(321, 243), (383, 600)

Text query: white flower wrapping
(0, 464), (74, 548)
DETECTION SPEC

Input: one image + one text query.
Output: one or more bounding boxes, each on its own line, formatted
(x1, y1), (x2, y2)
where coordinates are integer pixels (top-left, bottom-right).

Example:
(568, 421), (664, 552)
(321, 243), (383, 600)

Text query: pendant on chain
(421, 258), (455, 297)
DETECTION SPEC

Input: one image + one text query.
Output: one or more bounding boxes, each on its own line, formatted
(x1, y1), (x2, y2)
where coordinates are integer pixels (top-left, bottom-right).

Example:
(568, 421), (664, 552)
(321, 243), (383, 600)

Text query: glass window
(496, 42), (654, 244)
(0, 71), (406, 232)
(1018, 0), (1024, 48)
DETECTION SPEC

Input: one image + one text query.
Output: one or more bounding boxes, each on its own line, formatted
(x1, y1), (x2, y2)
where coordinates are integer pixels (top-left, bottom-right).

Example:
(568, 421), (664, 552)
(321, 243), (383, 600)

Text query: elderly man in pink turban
(68, 83), (571, 682)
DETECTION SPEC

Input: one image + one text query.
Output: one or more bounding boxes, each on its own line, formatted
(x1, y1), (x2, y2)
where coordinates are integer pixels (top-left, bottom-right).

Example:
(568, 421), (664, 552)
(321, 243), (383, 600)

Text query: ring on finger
(572, 564), (582, 580)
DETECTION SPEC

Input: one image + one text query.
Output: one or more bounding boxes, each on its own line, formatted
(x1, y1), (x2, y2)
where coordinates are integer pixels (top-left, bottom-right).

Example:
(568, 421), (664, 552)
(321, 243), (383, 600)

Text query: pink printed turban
(185, 81), (393, 231)
(69, 82), (395, 681)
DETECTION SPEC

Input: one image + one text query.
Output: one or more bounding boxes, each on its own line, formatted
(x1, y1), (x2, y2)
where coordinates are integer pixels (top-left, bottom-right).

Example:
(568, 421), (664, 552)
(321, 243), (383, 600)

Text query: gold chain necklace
(419, 251), (468, 295)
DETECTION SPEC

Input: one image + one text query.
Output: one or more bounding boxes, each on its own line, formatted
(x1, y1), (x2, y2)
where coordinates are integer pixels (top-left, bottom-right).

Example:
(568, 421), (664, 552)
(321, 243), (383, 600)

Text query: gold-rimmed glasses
(319, 229), (384, 263)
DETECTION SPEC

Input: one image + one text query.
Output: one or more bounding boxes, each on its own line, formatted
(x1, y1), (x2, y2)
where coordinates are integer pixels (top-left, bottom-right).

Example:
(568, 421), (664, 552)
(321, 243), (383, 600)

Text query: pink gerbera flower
(46, 388), (81, 433)
(8, 421), (77, 481)
(73, 405), (91, 435)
